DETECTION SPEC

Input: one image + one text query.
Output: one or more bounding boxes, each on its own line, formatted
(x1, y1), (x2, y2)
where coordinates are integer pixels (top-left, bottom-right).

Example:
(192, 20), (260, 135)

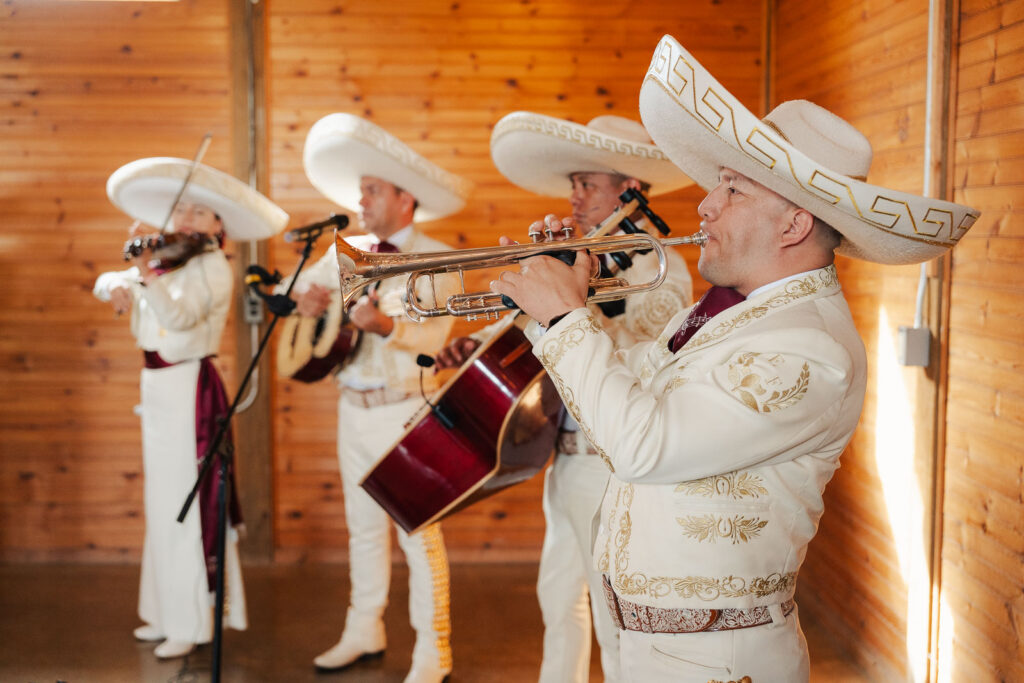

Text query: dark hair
(814, 217), (842, 252)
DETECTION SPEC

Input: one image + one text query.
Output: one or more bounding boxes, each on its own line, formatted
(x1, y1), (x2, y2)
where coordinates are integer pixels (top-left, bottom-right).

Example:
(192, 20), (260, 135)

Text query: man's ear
(398, 189), (417, 216)
(780, 207), (815, 247)
(622, 177), (642, 193)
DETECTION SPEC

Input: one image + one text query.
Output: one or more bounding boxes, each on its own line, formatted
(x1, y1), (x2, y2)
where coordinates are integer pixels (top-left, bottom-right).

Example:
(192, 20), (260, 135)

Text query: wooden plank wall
(264, 0), (765, 562)
(941, 1), (1024, 681)
(0, 0), (765, 563)
(773, 1), (934, 680)
(775, 0), (1024, 681)
(0, 0), (240, 561)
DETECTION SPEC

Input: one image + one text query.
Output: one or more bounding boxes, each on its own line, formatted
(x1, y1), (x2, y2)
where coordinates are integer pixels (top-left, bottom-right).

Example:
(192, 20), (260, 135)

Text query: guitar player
(284, 114), (471, 683)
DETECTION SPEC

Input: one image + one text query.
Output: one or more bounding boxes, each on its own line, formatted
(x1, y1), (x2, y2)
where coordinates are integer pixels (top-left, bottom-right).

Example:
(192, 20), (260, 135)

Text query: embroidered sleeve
(535, 312), (860, 484)
(723, 351), (811, 414)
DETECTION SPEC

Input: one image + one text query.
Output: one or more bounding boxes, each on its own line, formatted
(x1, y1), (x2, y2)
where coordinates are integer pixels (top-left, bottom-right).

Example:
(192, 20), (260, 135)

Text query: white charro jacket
(532, 265), (867, 610)
(93, 249), (233, 364)
(294, 227), (457, 395)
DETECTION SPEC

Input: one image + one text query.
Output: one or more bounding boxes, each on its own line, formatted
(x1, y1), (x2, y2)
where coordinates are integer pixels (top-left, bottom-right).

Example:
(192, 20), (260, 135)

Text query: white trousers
(538, 452), (620, 682)
(138, 362), (247, 643)
(617, 604), (809, 683)
(337, 394), (452, 672)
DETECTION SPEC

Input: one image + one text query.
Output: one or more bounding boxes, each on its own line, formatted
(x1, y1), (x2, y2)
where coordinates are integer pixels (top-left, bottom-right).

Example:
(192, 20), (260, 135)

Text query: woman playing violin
(93, 199), (245, 661)
(93, 155), (286, 662)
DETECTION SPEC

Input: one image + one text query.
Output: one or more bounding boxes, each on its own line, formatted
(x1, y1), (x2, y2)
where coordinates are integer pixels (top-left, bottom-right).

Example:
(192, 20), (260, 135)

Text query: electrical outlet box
(898, 325), (931, 367)
(243, 292), (264, 325)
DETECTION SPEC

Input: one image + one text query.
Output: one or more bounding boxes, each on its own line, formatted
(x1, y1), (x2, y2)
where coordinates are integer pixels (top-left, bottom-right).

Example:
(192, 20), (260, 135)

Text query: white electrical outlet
(898, 326), (931, 366)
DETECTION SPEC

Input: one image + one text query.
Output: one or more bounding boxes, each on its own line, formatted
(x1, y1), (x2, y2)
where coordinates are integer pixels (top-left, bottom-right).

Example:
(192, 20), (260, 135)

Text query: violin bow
(158, 132), (213, 234)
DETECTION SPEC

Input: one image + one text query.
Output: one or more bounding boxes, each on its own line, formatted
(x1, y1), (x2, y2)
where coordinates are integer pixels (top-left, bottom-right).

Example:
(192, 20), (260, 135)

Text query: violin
(122, 231), (218, 271)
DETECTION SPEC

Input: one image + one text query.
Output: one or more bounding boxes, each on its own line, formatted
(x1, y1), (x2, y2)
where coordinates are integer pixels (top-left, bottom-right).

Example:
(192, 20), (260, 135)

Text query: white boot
(313, 607), (386, 671)
(403, 663), (450, 683)
(154, 639), (195, 659)
(133, 624), (165, 642)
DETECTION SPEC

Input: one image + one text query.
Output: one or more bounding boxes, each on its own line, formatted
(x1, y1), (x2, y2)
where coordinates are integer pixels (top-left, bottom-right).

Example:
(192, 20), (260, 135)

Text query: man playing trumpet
(436, 112), (693, 683)
(490, 36), (978, 682)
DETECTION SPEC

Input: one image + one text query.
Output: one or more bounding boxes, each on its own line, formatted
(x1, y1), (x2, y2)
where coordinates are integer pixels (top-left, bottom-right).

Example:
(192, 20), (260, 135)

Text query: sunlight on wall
(937, 595), (955, 683)
(874, 306), (930, 682)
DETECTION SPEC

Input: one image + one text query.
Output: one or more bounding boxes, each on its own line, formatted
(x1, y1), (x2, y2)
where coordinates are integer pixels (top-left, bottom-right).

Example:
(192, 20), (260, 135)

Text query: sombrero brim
(490, 111), (692, 198)
(303, 113), (472, 223)
(106, 158), (289, 241)
(639, 35), (980, 265)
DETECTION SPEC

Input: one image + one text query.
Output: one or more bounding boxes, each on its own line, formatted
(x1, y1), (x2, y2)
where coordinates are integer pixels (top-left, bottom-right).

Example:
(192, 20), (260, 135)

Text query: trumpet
(334, 227), (707, 321)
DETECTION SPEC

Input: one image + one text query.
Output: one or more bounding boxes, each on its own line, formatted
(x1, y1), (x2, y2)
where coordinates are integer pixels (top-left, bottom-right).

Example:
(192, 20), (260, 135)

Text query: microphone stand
(174, 228), (328, 682)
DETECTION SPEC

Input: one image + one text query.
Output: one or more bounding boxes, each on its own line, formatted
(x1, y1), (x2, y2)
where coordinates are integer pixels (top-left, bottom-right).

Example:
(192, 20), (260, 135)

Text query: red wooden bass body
(360, 320), (563, 534)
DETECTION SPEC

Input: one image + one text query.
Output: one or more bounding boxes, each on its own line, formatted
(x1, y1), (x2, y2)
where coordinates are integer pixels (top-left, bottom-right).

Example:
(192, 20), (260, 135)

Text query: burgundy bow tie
(668, 285), (746, 352)
(370, 240), (399, 253)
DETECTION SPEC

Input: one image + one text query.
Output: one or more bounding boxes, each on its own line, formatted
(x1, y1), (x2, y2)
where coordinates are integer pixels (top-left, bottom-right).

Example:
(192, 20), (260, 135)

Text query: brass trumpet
(334, 228), (707, 321)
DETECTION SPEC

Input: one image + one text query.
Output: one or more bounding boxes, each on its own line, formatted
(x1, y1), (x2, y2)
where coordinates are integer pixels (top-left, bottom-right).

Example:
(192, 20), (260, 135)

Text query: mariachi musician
(285, 114), (471, 683)
(435, 113), (694, 683)
(92, 158), (288, 659)
(491, 35), (979, 681)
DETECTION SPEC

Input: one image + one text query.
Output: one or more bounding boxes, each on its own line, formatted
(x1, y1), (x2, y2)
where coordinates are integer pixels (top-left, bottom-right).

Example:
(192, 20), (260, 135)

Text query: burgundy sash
(144, 351), (242, 591)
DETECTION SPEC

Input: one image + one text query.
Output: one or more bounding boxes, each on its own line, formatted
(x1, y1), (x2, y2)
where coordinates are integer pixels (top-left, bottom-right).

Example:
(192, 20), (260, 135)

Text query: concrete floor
(0, 562), (870, 682)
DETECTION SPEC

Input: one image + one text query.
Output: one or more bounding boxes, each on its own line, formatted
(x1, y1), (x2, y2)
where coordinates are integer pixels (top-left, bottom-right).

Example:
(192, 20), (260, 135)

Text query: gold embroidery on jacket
(540, 315), (611, 469)
(677, 514), (769, 544)
(676, 472), (767, 499)
(645, 572), (796, 601)
(629, 284), (688, 340)
(691, 266), (838, 348)
(727, 352), (810, 413)
(609, 480), (794, 601)
(665, 374), (689, 393)
(708, 677), (753, 683)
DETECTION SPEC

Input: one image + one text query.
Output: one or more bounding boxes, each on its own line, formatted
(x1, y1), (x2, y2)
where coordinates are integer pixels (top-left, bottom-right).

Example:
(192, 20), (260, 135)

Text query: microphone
(414, 354), (455, 430)
(283, 214), (350, 243)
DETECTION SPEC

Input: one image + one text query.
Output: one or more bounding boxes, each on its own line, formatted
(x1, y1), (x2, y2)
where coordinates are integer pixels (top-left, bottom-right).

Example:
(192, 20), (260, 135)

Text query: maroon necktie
(370, 240), (399, 253)
(668, 285), (746, 352)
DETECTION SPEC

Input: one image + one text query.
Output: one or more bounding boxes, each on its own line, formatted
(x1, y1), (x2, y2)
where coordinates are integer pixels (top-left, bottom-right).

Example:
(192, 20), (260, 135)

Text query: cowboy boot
(313, 607), (386, 671)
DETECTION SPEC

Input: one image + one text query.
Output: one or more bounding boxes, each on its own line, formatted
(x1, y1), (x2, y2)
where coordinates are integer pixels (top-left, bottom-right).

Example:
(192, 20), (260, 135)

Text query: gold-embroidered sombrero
(490, 111), (692, 197)
(106, 157), (289, 240)
(303, 113), (473, 222)
(639, 35), (980, 265)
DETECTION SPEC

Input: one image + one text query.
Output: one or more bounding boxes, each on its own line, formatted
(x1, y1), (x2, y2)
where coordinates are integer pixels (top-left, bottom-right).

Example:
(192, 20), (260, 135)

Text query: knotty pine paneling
(265, 0), (764, 562)
(774, 1), (935, 681)
(941, 1), (1024, 681)
(0, 0), (239, 561)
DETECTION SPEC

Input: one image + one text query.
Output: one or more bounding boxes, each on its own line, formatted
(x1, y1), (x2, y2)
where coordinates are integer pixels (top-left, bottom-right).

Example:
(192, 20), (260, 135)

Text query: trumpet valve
(528, 225), (543, 243)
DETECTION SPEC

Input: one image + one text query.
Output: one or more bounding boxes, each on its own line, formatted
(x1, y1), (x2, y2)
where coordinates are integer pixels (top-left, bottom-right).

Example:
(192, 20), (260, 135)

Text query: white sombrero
(639, 35), (980, 265)
(106, 157), (289, 240)
(490, 111), (692, 197)
(303, 113), (472, 222)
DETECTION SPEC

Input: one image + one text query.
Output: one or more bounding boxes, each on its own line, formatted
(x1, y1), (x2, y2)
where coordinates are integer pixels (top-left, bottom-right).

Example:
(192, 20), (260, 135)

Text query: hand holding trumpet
(490, 214), (599, 327)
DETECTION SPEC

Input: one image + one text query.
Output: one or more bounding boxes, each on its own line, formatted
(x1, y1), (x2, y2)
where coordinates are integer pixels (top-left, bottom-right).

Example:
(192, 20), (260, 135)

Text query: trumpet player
(492, 36), (978, 682)
(288, 114), (471, 683)
(436, 113), (693, 683)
